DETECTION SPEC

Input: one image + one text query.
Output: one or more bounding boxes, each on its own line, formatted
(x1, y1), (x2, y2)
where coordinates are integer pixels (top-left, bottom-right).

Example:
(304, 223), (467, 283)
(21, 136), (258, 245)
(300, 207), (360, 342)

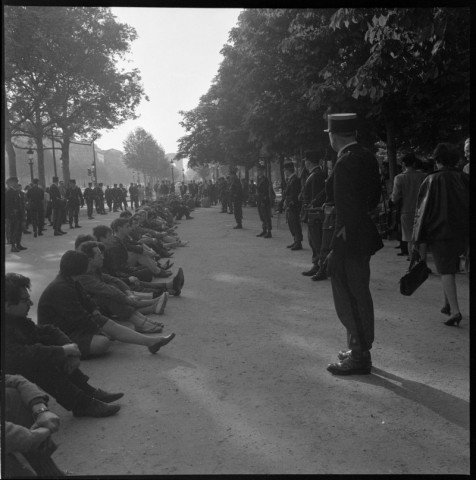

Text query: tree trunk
(5, 126), (17, 177)
(61, 136), (71, 183)
(385, 116), (398, 184)
(278, 154), (285, 193)
(34, 132), (46, 187)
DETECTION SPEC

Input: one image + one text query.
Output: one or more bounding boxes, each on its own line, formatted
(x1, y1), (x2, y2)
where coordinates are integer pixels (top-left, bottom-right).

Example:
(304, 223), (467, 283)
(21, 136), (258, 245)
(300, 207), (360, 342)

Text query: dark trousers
(233, 200), (243, 225)
(328, 250), (374, 353)
(68, 203), (80, 226)
(320, 213), (336, 263)
(307, 217), (323, 266)
(220, 196), (227, 212)
(257, 202), (272, 232)
(121, 199), (128, 210)
(86, 200), (94, 218)
(52, 203), (63, 232)
(286, 208), (303, 243)
(106, 199), (113, 212)
(29, 207), (44, 234)
(95, 198), (105, 214)
(113, 199), (121, 211)
(6, 216), (23, 245)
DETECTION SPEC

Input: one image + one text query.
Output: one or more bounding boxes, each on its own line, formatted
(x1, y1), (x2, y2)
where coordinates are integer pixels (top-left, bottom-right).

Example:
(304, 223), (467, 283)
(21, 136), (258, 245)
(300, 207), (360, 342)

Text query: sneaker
(154, 292), (168, 315)
(72, 398), (121, 417)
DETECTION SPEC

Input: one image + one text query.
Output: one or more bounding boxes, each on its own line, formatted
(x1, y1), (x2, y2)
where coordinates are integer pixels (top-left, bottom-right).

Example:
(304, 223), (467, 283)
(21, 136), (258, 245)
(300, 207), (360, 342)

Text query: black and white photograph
(3, 5), (469, 476)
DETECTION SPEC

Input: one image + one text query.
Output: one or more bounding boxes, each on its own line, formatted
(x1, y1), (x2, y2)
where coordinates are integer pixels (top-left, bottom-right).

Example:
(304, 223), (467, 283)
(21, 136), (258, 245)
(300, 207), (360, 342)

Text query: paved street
(5, 204), (470, 475)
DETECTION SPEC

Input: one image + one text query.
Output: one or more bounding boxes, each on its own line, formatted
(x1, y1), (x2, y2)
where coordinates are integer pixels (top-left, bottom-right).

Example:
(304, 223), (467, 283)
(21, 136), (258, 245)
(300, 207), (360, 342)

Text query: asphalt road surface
(5, 203), (469, 475)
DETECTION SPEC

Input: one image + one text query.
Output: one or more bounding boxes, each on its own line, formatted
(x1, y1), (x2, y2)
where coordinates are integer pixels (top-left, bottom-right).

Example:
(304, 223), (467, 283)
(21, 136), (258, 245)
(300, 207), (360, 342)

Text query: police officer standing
(65, 179), (84, 229)
(229, 167), (243, 229)
(94, 183), (106, 214)
(301, 151), (326, 276)
(6, 177), (27, 252)
(324, 113), (383, 376)
(26, 178), (45, 237)
(50, 176), (66, 236)
(278, 162), (303, 250)
(255, 163), (273, 238)
(83, 182), (96, 219)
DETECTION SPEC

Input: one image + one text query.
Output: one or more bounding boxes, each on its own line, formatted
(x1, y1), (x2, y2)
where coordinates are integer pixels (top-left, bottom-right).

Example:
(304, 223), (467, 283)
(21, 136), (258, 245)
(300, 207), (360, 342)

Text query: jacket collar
(337, 141), (358, 159)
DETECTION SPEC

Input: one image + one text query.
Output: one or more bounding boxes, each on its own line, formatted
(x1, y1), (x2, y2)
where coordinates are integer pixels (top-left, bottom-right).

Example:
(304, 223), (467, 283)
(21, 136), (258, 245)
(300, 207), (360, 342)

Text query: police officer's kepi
(324, 113), (357, 133)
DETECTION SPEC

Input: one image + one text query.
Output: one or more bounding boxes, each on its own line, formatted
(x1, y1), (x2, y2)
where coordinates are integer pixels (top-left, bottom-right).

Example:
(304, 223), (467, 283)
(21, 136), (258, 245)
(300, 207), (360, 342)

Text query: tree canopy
(176, 8), (469, 181)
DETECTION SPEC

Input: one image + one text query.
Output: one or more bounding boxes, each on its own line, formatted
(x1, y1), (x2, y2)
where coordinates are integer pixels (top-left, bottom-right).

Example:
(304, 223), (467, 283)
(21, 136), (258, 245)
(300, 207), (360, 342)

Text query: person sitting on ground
(5, 374), (66, 477)
(76, 240), (168, 333)
(37, 251), (176, 358)
(4, 273), (122, 418)
(92, 224), (184, 296)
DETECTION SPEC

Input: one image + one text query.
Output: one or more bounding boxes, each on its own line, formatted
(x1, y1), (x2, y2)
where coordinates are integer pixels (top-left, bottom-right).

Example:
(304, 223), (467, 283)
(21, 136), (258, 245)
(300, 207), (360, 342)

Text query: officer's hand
(33, 411), (60, 434)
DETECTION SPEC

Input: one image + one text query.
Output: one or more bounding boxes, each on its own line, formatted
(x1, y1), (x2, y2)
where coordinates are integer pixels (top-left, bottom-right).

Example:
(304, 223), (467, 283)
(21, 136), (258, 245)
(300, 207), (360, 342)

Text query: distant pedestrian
(255, 163), (273, 238)
(229, 167), (243, 229)
(65, 179), (84, 229)
(83, 182), (96, 219)
(6, 177), (27, 252)
(26, 178), (45, 237)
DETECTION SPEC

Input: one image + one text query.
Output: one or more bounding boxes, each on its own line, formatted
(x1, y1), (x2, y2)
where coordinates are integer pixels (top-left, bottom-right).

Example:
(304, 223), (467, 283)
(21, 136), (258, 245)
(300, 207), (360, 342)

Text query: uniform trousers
(52, 203), (64, 232)
(233, 200), (243, 225)
(328, 250), (374, 354)
(29, 207), (44, 234)
(257, 201), (272, 232)
(6, 216), (23, 245)
(86, 200), (94, 218)
(286, 208), (303, 243)
(307, 217), (323, 266)
(67, 203), (80, 226)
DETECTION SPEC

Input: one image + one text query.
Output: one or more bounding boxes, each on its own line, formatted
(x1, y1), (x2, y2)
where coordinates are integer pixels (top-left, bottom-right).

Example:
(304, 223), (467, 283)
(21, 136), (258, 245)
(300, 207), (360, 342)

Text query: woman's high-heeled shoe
(440, 304), (451, 315)
(444, 313), (462, 327)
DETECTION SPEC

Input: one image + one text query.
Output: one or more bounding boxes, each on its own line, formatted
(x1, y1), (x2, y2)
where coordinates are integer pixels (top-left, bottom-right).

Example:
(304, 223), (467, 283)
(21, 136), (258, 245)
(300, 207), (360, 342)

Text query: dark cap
(324, 113), (357, 134)
(283, 162), (295, 172)
(305, 150), (321, 163)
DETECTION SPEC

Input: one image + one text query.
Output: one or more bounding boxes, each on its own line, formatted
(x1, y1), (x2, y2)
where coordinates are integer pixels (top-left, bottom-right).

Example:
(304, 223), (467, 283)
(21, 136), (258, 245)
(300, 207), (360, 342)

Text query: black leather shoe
(256, 231), (266, 237)
(38, 232), (43, 236)
(70, 225), (75, 229)
(75, 225), (82, 228)
(327, 354), (372, 375)
(91, 388), (124, 403)
(172, 267), (184, 293)
(149, 333), (176, 354)
(16, 244), (27, 250)
(337, 349), (352, 361)
(73, 398), (121, 417)
(286, 243), (295, 248)
(291, 243), (302, 251)
(11, 246), (20, 253)
(264, 231), (272, 238)
(34, 232), (38, 238)
(233, 224), (242, 229)
(444, 312), (462, 327)
(311, 270), (328, 281)
(54, 231), (62, 236)
(302, 266), (319, 276)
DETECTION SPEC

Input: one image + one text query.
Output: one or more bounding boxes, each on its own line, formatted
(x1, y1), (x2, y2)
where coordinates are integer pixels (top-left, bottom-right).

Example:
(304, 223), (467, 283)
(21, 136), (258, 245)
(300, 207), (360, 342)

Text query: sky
(95, 7), (242, 156)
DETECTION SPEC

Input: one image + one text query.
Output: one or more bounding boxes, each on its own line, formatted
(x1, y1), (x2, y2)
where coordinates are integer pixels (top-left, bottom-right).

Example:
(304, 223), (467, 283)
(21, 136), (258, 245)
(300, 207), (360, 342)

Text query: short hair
(88, 182), (92, 186)
(284, 162), (295, 172)
(6, 177), (18, 184)
(59, 250), (89, 276)
(119, 211), (132, 218)
(75, 234), (96, 250)
(52, 176), (59, 182)
(5, 273), (31, 305)
(93, 225), (112, 241)
(32, 178), (39, 184)
(432, 143), (460, 167)
(110, 217), (129, 232)
(70, 179), (76, 184)
(78, 240), (101, 258)
(400, 152), (417, 168)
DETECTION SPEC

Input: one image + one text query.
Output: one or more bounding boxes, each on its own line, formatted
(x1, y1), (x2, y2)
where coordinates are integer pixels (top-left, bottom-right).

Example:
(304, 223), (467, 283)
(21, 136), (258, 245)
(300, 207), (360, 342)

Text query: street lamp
(170, 160), (175, 185)
(27, 148), (34, 182)
(182, 167), (185, 182)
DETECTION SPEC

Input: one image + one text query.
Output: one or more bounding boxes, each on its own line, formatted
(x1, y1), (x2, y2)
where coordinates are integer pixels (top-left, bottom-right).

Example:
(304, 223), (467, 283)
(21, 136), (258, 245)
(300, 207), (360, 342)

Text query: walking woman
(412, 143), (469, 326)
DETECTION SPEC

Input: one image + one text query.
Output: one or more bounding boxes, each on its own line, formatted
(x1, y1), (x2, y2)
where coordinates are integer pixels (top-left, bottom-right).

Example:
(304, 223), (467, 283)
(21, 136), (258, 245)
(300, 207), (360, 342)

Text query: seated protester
(74, 233), (95, 250)
(92, 225), (184, 296)
(5, 374), (65, 477)
(135, 210), (188, 249)
(76, 240), (168, 333)
(4, 273), (122, 418)
(119, 210), (133, 219)
(37, 250), (176, 358)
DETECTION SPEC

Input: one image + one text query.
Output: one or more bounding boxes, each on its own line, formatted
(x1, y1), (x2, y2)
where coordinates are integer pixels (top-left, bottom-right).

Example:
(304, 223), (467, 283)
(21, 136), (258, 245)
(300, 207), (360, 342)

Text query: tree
(4, 6), (147, 183)
(123, 128), (167, 180)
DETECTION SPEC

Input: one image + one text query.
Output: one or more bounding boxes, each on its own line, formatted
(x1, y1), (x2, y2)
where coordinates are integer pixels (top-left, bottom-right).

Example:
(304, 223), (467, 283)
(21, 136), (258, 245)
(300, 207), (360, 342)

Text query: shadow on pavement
(343, 367), (469, 430)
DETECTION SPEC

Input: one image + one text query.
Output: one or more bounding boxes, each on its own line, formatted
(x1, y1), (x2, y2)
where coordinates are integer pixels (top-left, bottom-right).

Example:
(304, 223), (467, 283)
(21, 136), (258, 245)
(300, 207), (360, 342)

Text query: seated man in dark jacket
(5, 273), (122, 418)
(37, 251), (176, 358)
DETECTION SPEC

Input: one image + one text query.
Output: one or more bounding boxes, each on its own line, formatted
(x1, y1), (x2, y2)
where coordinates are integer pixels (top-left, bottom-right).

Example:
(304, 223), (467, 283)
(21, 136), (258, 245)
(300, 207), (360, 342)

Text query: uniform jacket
(94, 186), (104, 200)
(281, 174), (302, 212)
(256, 175), (272, 205)
(229, 176), (243, 202)
(65, 185), (84, 207)
(412, 167), (469, 244)
(37, 274), (106, 337)
(49, 183), (62, 206)
(83, 187), (96, 202)
(5, 314), (70, 375)
(5, 187), (23, 219)
(302, 166), (326, 208)
(5, 374), (50, 454)
(331, 143), (383, 256)
(26, 185), (45, 209)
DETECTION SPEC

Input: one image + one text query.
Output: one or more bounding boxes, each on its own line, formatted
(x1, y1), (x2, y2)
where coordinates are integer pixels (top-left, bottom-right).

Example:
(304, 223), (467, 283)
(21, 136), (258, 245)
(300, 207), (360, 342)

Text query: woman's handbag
(399, 248), (431, 296)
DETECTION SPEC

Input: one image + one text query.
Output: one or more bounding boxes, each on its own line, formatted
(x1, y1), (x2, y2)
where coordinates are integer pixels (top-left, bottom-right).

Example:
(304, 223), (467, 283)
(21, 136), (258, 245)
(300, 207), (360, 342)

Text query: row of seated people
(3, 200), (191, 475)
